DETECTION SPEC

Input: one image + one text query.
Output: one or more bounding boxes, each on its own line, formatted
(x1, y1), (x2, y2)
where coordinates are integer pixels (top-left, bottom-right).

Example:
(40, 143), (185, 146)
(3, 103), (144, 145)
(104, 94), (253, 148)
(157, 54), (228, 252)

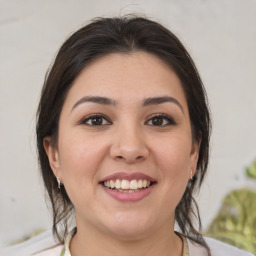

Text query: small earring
(56, 177), (61, 189)
(190, 170), (194, 181)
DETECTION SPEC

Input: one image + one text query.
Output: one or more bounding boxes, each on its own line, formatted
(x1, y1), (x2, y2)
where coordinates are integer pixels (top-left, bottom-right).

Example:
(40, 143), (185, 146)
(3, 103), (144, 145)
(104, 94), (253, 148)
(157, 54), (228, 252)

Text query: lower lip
(101, 184), (155, 202)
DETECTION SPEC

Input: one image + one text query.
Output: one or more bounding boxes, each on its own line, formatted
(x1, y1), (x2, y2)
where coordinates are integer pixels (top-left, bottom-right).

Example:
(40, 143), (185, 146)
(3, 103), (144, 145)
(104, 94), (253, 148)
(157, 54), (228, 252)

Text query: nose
(110, 123), (149, 164)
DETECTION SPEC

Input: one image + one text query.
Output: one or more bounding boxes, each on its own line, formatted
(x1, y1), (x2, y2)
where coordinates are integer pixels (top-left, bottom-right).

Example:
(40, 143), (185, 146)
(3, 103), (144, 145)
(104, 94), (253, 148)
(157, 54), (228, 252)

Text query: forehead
(63, 51), (188, 110)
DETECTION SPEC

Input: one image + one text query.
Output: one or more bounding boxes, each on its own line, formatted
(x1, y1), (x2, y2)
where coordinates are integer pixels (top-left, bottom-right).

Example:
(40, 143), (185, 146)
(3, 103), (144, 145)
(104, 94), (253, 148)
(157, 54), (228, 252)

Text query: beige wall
(0, 0), (256, 246)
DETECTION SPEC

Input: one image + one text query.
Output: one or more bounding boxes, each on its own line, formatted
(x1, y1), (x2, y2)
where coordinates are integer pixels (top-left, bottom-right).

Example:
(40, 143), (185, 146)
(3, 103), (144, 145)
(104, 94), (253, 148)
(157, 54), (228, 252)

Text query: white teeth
(103, 179), (152, 191)
(115, 179), (121, 189)
(129, 179), (137, 189)
(138, 180), (143, 188)
(110, 180), (115, 189)
(121, 179), (130, 189)
(117, 189), (139, 193)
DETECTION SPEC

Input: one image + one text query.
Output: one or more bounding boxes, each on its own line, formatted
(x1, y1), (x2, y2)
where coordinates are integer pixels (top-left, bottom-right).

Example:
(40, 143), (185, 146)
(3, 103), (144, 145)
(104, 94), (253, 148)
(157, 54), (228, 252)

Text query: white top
(1, 230), (254, 256)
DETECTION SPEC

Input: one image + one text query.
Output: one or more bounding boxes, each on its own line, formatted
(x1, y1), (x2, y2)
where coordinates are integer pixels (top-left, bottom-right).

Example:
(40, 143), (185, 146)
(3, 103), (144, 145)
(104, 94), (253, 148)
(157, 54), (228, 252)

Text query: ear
(43, 136), (62, 180)
(189, 138), (201, 178)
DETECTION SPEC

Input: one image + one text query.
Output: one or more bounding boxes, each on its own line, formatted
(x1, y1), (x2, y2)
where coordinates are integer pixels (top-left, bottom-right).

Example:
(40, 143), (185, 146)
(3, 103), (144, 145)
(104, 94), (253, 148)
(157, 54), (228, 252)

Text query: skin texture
(44, 51), (199, 256)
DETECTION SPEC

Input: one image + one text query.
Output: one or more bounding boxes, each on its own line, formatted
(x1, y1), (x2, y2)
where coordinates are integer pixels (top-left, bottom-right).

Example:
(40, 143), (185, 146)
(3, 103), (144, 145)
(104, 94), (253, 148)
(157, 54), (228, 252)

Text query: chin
(102, 212), (155, 240)
(107, 225), (150, 241)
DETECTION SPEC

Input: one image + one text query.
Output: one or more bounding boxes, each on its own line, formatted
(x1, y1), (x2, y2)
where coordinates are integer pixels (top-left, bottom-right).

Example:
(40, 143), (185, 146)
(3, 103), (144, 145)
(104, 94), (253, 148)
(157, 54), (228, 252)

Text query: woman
(30, 16), (254, 256)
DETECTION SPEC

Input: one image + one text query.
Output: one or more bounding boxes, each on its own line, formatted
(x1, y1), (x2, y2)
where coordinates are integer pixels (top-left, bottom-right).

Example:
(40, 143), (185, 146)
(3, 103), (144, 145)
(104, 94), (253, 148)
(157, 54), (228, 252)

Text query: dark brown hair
(36, 15), (211, 254)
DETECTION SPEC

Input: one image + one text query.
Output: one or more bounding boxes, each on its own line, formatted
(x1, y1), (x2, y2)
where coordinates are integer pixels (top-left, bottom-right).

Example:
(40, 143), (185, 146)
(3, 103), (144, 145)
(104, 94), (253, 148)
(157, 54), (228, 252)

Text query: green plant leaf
(205, 189), (256, 254)
(245, 160), (256, 180)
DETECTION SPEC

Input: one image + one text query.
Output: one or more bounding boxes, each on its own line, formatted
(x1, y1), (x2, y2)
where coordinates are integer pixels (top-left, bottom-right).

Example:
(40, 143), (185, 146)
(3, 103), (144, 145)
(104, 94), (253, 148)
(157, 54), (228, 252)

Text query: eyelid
(79, 113), (112, 126)
(145, 113), (177, 126)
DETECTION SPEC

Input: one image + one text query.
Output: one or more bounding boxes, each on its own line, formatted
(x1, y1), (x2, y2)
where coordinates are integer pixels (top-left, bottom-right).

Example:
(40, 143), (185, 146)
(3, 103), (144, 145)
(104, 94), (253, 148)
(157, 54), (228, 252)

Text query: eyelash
(80, 114), (176, 127)
(145, 114), (176, 126)
(80, 114), (112, 126)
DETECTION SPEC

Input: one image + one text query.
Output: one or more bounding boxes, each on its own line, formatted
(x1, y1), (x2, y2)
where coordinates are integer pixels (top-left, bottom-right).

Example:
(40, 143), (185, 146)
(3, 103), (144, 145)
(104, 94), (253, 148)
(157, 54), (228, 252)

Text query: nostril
(114, 155), (144, 163)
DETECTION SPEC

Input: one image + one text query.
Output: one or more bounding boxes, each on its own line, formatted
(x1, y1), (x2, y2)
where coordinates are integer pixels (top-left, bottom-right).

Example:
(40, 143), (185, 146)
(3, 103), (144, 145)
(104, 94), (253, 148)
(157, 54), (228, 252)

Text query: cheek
(152, 135), (191, 200)
(145, 155), (189, 222)
(154, 135), (192, 174)
(58, 131), (107, 184)
(57, 132), (109, 212)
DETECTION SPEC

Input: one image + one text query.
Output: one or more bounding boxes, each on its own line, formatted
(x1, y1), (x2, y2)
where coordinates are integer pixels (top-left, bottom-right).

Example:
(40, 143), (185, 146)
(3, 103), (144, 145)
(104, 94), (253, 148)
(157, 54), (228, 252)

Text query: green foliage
(246, 160), (256, 179)
(205, 160), (256, 254)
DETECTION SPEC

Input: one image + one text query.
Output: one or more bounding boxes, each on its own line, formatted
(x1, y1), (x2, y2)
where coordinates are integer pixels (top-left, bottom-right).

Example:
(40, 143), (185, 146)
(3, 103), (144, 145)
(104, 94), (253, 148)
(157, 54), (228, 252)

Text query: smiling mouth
(101, 179), (155, 193)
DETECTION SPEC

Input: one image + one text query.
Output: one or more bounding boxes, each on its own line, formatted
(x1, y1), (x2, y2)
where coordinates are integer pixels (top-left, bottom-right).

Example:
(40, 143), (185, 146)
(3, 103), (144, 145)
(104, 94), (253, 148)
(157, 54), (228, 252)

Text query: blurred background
(0, 0), (256, 250)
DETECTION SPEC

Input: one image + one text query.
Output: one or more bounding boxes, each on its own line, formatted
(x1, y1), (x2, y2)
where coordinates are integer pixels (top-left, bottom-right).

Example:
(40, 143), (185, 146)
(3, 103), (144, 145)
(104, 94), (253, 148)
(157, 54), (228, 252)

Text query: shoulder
(0, 230), (63, 256)
(31, 244), (63, 256)
(205, 237), (255, 256)
(187, 236), (255, 256)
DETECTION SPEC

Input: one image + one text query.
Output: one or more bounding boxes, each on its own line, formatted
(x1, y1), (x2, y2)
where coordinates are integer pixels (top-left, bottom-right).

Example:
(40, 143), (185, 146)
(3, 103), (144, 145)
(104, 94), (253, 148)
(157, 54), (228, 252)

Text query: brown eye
(91, 117), (103, 125)
(82, 115), (111, 126)
(152, 116), (164, 126)
(146, 115), (176, 126)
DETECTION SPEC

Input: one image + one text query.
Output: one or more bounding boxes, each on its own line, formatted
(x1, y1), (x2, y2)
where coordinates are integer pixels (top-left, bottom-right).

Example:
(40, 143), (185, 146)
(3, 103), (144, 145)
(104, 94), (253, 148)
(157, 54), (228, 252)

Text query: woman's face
(45, 51), (199, 239)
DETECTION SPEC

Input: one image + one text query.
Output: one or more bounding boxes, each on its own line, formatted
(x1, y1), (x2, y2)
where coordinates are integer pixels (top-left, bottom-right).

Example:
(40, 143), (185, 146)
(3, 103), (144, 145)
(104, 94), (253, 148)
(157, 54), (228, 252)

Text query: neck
(70, 220), (183, 256)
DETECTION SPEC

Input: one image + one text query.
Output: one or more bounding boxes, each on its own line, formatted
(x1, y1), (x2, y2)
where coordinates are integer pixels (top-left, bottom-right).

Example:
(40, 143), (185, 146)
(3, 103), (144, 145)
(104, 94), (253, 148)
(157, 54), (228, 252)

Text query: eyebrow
(71, 96), (116, 112)
(71, 95), (184, 114)
(143, 96), (184, 114)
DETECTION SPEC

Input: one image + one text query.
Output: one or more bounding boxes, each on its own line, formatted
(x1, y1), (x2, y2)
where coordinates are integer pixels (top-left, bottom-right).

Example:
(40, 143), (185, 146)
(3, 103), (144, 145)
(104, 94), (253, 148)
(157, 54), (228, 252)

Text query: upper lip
(99, 172), (156, 182)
